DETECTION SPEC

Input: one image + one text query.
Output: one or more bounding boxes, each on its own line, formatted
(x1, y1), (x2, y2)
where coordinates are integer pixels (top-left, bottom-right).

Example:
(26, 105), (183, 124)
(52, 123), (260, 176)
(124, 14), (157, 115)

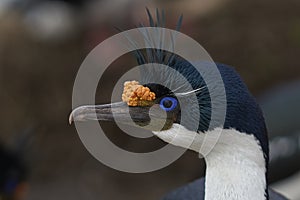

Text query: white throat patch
(153, 124), (267, 200)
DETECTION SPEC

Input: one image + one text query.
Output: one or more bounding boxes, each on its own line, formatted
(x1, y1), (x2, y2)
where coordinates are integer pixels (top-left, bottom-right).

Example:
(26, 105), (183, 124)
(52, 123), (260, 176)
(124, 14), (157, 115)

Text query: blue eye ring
(159, 97), (178, 111)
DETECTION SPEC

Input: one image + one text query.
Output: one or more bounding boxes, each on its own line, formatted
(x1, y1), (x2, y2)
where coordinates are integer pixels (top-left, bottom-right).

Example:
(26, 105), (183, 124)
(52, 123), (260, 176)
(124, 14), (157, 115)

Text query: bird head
(69, 9), (269, 161)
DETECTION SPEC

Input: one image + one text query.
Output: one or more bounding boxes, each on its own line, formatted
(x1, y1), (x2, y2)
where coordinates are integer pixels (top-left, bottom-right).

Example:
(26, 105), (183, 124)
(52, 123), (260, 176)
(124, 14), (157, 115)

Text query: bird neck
(204, 129), (267, 200)
(153, 125), (268, 200)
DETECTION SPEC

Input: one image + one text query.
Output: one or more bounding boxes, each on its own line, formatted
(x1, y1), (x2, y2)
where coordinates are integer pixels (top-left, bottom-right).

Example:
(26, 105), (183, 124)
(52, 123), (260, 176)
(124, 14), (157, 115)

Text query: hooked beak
(69, 102), (170, 131)
(70, 102), (147, 123)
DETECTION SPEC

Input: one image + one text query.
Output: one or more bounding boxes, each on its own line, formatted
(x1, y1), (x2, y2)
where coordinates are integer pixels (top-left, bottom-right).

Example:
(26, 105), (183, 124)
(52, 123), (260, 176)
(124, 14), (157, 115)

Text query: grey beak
(69, 101), (171, 131)
(69, 101), (157, 124)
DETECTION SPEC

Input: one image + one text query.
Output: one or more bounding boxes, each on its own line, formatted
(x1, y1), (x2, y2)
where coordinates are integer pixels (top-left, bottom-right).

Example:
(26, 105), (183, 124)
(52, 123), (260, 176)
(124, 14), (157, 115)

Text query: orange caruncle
(122, 81), (156, 106)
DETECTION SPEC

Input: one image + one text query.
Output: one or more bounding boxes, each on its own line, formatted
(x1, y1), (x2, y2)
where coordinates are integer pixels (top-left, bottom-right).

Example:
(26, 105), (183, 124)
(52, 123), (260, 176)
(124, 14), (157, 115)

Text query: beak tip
(69, 112), (74, 125)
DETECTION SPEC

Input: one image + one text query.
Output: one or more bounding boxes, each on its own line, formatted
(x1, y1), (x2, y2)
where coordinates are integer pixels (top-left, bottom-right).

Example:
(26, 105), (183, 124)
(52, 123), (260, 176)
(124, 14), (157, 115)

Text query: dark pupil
(163, 100), (173, 108)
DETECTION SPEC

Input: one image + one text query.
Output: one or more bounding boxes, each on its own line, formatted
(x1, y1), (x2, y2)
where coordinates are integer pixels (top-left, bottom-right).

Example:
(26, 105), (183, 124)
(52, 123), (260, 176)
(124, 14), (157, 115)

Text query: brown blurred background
(0, 0), (300, 199)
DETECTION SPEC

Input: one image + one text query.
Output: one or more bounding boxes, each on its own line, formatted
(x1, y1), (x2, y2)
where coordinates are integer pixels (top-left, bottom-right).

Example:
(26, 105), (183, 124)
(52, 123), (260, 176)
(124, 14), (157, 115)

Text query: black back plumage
(162, 177), (287, 200)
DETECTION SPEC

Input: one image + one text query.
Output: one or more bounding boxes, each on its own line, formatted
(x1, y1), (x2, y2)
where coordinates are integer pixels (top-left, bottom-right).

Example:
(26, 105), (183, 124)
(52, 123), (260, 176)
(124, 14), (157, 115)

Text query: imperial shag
(69, 9), (288, 200)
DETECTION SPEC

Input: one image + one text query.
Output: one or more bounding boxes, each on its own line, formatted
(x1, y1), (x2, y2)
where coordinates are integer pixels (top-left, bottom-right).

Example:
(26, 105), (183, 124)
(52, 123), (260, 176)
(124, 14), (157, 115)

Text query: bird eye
(159, 97), (178, 111)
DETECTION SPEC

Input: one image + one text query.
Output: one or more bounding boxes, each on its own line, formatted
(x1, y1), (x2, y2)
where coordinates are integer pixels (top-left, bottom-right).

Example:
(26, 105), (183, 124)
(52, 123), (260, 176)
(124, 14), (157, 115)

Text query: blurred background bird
(0, 141), (28, 200)
(1, 0), (300, 199)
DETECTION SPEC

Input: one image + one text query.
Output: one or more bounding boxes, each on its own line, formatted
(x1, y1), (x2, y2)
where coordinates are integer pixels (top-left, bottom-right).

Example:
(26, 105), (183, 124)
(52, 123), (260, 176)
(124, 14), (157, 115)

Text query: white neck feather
(153, 124), (267, 200)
